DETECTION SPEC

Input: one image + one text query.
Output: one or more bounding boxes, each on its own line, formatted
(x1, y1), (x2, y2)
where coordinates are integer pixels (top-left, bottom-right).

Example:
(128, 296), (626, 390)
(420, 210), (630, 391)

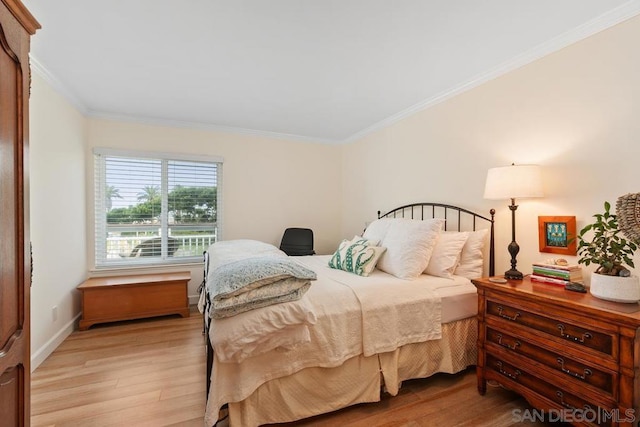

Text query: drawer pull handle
(496, 361), (521, 380)
(556, 357), (592, 381)
(557, 324), (592, 344)
(497, 306), (521, 321)
(555, 391), (592, 412)
(497, 334), (521, 350)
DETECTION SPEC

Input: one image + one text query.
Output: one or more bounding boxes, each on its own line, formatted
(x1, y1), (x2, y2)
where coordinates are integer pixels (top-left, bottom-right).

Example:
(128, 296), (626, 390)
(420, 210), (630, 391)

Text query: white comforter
(205, 250), (454, 426)
(298, 255), (442, 356)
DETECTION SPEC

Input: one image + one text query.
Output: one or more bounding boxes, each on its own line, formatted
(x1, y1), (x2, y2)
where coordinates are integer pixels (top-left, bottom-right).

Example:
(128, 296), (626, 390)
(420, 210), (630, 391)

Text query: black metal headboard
(377, 202), (495, 277)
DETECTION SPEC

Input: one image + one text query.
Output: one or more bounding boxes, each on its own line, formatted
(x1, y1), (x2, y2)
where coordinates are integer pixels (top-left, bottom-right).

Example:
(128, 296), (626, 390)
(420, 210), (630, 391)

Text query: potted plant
(577, 201), (639, 302)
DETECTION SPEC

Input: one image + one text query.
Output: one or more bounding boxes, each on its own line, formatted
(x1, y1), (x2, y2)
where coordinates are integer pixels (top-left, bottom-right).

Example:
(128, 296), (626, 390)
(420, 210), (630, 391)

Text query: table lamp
(484, 164), (543, 280)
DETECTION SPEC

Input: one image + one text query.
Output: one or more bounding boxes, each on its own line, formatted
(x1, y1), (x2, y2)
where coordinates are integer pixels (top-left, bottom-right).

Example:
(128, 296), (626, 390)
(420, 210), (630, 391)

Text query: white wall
(29, 79), (343, 366)
(85, 119), (343, 299)
(341, 15), (640, 281)
(29, 12), (640, 367)
(30, 73), (88, 370)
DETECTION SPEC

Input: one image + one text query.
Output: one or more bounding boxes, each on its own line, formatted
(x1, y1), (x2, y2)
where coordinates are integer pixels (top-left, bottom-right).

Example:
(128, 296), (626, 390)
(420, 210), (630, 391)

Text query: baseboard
(189, 293), (201, 306)
(31, 313), (81, 372)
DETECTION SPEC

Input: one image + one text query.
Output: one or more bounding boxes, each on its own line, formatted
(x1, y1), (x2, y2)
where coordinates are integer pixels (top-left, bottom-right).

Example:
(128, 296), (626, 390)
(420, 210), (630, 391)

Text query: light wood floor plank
(32, 307), (555, 426)
(31, 310), (206, 427)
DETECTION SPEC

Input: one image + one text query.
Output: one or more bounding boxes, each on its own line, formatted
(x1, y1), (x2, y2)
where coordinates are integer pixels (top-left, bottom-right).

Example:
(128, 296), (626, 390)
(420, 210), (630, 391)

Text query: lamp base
(504, 269), (523, 280)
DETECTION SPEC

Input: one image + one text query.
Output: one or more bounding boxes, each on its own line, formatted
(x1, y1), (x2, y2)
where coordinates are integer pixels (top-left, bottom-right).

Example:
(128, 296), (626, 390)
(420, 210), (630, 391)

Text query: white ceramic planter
(589, 272), (640, 303)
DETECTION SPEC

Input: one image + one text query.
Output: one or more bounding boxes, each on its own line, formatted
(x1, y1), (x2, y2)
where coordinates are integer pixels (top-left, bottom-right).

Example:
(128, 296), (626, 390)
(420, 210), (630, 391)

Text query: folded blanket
(207, 239), (287, 273)
(199, 239), (287, 315)
(209, 256), (317, 318)
(211, 257), (317, 300)
(212, 282), (312, 319)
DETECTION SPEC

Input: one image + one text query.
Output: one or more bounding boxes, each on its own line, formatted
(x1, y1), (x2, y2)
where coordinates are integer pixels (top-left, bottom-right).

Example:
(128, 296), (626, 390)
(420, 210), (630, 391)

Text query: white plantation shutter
(94, 149), (223, 267)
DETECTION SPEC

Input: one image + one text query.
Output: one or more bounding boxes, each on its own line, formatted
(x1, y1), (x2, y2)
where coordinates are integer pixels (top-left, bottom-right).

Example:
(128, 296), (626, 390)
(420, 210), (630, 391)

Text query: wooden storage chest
(78, 272), (191, 330)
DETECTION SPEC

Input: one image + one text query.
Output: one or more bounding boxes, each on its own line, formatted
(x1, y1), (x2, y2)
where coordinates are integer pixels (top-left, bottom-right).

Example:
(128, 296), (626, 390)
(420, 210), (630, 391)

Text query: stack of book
(531, 261), (583, 286)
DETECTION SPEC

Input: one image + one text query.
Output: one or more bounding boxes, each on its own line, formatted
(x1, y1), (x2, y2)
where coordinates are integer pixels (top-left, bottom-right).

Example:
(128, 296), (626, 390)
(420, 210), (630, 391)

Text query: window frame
(93, 148), (223, 269)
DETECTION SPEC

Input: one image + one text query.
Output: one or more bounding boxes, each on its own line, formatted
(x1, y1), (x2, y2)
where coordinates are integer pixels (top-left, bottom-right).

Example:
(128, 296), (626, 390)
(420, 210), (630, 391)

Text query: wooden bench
(77, 272), (191, 330)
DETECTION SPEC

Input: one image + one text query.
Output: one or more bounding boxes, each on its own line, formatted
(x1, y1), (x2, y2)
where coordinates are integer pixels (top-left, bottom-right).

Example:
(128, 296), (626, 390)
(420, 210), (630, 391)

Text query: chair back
(279, 228), (315, 256)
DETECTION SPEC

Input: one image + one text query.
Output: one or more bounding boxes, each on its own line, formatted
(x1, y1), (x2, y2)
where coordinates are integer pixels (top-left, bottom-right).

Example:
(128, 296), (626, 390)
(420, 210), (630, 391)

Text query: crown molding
(29, 0), (640, 146)
(29, 55), (338, 144)
(30, 54), (89, 114)
(343, 0), (640, 144)
(88, 111), (341, 145)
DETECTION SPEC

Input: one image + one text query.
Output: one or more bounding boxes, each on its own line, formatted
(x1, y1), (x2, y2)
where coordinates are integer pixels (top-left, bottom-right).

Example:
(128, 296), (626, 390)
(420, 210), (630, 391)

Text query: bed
(201, 203), (495, 426)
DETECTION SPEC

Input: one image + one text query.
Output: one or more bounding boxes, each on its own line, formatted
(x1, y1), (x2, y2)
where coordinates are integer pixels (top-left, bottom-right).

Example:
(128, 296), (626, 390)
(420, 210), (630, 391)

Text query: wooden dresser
(473, 276), (640, 427)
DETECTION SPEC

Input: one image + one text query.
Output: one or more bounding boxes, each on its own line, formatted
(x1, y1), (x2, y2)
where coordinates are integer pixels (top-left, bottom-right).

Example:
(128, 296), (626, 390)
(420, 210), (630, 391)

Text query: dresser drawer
(486, 327), (615, 396)
(486, 354), (614, 427)
(475, 277), (640, 427)
(486, 299), (614, 357)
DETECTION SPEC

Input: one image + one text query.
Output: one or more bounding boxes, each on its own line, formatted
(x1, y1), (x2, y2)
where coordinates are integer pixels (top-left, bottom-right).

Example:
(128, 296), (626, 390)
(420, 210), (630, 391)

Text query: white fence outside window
(105, 225), (217, 259)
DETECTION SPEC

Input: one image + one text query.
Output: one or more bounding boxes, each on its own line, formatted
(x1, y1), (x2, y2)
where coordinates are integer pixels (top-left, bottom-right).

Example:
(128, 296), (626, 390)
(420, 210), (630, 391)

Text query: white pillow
(362, 218), (393, 243)
(425, 231), (469, 279)
(454, 229), (489, 279)
(366, 218), (444, 280)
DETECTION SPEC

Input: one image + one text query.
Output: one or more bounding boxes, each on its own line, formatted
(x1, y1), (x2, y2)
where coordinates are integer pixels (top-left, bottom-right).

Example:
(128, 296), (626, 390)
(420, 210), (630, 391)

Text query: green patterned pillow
(328, 238), (386, 276)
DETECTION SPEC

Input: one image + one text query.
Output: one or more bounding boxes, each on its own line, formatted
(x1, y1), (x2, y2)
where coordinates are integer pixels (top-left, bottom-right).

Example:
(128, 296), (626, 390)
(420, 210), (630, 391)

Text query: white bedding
(205, 253), (478, 426)
(427, 274), (478, 323)
(297, 255), (443, 356)
(301, 256), (477, 324)
(209, 295), (316, 363)
(204, 239), (317, 363)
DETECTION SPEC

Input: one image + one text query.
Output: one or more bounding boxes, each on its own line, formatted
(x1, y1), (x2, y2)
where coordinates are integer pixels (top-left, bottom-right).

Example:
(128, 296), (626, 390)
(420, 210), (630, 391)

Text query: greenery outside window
(94, 149), (223, 267)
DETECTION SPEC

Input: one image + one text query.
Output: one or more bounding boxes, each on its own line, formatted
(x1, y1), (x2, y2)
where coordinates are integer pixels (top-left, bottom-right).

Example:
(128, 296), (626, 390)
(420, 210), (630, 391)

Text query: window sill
(90, 259), (203, 275)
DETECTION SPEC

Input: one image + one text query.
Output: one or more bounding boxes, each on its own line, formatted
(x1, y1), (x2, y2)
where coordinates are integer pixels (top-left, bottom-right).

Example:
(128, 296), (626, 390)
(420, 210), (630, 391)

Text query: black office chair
(279, 228), (315, 256)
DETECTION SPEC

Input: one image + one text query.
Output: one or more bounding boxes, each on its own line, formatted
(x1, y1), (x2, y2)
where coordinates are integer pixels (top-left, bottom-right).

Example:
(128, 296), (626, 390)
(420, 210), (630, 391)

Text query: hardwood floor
(31, 308), (554, 426)
(278, 372), (554, 427)
(31, 309), (206, 427)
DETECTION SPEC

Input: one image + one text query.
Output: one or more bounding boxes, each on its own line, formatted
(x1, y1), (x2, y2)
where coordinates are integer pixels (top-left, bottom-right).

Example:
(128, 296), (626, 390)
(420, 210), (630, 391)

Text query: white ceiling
(23, 0), (640, 143)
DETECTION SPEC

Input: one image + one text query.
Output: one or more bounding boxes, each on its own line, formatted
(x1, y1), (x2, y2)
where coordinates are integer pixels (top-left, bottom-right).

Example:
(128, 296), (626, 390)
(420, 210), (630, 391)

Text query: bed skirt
(225, 316), (477, 426)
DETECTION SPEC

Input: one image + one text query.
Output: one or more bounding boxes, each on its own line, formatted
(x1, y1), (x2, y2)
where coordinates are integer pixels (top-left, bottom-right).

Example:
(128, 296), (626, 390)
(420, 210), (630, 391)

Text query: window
(94, 149), (222, 267)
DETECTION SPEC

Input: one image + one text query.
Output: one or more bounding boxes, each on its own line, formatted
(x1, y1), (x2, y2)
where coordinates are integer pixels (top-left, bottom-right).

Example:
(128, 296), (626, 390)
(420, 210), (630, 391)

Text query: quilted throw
(210, 257), (317, 318)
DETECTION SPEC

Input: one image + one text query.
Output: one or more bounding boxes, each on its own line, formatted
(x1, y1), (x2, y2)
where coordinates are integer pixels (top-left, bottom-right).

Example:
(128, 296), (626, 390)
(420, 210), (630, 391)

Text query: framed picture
(538, 216), (577, 255)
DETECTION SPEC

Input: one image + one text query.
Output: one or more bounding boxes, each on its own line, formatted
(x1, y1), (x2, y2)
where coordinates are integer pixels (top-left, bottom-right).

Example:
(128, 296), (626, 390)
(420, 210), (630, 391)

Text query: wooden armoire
(0, 1), (39, 425)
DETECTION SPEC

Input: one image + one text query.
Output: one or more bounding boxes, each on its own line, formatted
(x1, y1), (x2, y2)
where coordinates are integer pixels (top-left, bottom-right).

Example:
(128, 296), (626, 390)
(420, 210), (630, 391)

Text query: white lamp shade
(484, 164), (543, 200)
